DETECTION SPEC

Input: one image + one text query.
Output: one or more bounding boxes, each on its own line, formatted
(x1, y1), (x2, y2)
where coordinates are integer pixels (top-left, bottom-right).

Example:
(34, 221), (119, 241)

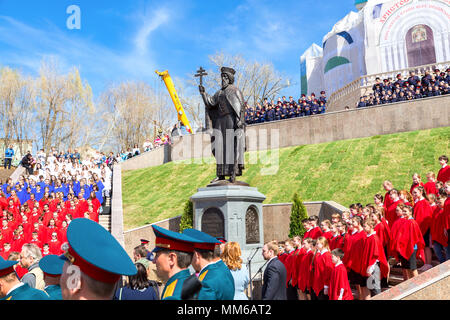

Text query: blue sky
(0, 0), (356, 99)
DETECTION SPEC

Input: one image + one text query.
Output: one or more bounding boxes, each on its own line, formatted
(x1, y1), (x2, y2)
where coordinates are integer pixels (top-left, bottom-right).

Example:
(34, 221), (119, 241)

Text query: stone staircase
(350, 255), (441, 299)
(99, 194), (112, 232)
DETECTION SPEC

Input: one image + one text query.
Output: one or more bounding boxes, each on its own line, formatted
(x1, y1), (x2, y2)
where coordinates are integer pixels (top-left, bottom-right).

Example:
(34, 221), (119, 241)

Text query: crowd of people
(357, 67), (450, 108)
(0, 147), (112, 286)
(245, 93), (327, 125)
(117, 133), (172, 163)
(268, 154), (450, 300)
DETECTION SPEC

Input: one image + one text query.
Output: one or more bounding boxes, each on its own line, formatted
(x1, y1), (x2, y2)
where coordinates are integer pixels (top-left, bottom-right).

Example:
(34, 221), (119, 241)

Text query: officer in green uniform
(0, 257), (49, 300)
(150, 225), (197, 300)
(58, 218), (137, 300)
(39, 254), (65, 300)
(182, 228), (235, 300)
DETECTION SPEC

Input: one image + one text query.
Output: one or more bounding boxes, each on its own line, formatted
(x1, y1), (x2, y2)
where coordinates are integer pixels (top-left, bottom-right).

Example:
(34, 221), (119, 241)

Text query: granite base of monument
(190, 184), (267, 278)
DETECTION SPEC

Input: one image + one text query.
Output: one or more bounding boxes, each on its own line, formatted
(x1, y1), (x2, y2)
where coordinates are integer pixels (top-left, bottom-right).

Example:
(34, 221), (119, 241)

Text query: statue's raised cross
(195, 67), (208, 86)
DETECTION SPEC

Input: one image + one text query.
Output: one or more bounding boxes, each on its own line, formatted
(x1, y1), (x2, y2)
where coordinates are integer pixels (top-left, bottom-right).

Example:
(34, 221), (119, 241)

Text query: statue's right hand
(199, 85), (205, 94)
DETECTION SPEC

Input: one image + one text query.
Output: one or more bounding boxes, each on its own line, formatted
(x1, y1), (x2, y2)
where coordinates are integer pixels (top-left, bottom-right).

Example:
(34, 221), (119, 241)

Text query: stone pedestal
(191, 185), (267, 277)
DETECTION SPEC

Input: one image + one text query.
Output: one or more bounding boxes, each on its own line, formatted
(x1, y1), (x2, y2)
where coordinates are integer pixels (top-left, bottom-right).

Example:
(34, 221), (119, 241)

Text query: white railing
(329, 60), (450, 104)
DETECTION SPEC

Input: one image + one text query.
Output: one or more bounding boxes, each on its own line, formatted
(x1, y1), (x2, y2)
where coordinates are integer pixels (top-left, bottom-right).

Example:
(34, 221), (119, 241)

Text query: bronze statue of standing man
(197, 67), (246, 184)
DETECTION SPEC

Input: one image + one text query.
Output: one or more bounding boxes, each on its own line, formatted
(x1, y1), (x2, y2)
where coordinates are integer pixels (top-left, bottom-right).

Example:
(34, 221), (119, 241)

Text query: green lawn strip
(121, 126), (450, 230)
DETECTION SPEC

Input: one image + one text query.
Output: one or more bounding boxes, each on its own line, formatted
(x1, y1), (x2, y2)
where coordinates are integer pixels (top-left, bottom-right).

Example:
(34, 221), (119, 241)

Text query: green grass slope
(122, 126), (450, 231)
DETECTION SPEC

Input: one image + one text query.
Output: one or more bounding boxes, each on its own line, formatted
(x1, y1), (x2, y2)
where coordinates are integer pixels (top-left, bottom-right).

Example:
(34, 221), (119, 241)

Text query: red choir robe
(48, 239), (62, 255)
(91, 198), (101, 214)
(41, 248), (51, 257)
(26, 199), (37, 211)
(437, 165), (450, 184)
(59, 226), (68, 244)
(391, 218), (425, 262)
(1, 226), (13, 243)
(430, 206), (448, 247)
(277, 252), (288, 264)
(321, 230), (333, 241)
(423, 181), (438, 196)
(342, 230), (356, 269)
(88, 209), (99, 223)
(329, 262), (353, 300)
(443, 197), (450, 230)
(383, 191), (394, 213)
(374, 221), (391, 249)
(284, 250), (296, 287)
(311, 249), (334, 296)
(359, 233), (389, 280)
(44, 225), (58, 243)
(347, 230), (365, 274)
(385, 199), (403, 227)
(297, 249), (314, 292)
(329, 234), (339, 251)
(10, 234), (25, 252)
(413, 199), (433, 236)
(292, 248), (305, 287)
(309, 226), (323, 240)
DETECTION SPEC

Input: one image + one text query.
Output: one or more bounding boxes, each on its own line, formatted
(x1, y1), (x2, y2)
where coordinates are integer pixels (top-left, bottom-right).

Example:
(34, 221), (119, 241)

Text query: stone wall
(120, 95), (450, 172)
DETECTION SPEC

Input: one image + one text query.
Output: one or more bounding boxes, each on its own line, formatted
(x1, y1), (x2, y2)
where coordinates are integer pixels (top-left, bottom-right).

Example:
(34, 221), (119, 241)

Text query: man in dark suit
(261, 241), (287, 300)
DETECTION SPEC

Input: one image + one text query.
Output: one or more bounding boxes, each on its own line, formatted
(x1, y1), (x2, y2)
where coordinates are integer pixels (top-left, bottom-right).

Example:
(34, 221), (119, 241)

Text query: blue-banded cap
(182, 229), (221, 251)
(59, 218), (136, 283)
(39, 254), (65, 277)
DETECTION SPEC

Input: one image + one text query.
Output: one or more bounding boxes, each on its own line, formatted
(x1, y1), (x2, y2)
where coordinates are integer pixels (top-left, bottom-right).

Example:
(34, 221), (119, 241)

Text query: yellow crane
(155, 70), (193, 134)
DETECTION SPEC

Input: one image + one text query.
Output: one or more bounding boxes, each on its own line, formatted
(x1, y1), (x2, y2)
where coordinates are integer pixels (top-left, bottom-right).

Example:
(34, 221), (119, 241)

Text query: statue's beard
(221, 80), (229, 89)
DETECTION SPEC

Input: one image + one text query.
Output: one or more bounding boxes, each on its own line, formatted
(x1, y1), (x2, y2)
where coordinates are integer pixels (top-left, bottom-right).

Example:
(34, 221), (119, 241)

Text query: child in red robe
(410, 173), (425, 195)
(311, 236), (334, 300)
(329, 248), (353, 300)
(386, 189), (404, 227)
(283, 240), (298, 300)
(424, 172), (438, 196)
(437, 155), (450, 183)
(412, 186), (433, 271)
(328, 223), (340, 251)
(359, 218), (389, 300)
(320, 220), (333, 241)
(297, 238), (315, 300)
(291, 236), (303, 292)
(308, 216), (323, 239)
(391, 205), (425, 281)
(345, 216), (365, 300)
(430, 195), (448, 263)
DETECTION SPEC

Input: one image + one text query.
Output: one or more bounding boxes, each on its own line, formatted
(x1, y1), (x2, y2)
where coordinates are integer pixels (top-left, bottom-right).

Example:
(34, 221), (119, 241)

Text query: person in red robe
(424, 172), (438, 196)
(311, 237), (334, 300)
(359, 219), (389, 300)
(328, 224), (340, 251)
(391, 205), (425, 281)
(430, 195), (448, 263)
(329, 248), (353, 300)
(290, 236), (303, 291)
(48, 231), (62, 255)
(1, 242), (11, 259)
(412, 186), (433, 271)
(29, 231), (43, 250)
(41, 243), (51, 257)
(437, 155), (450, 184)
(410, 173), (425, 195)
(345, 216), (365, 300)
(320, 220), (333, 241)
(443, 182), (450, 259)
(297, 238), (314, 300)
(1, 219), (13, 244)
(283, 240), (298, 300)
(385, 189), (404, 227)
(308, 216), (323, 239)
(382, 180), (394, 214)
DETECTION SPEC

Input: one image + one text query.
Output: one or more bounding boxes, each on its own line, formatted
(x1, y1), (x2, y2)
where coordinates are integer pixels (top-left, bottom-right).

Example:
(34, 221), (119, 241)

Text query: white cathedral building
(300, 0), (450, 97)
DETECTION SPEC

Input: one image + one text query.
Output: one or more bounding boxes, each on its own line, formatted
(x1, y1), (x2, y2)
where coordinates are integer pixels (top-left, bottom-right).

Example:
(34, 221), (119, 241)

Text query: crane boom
(155, 70), (193, 134)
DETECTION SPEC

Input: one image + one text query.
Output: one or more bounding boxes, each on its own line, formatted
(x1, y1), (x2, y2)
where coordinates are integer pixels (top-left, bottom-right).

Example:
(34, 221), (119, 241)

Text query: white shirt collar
(367, 231), (376, 238)
(320, 248), (329, 255)
(334, 261), (343, 267)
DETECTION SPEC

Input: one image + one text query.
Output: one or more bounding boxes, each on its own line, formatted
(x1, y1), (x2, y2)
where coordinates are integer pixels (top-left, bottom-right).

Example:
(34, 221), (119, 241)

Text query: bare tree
(99, 81), (164, 151)
(0, 67), (35, 155)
